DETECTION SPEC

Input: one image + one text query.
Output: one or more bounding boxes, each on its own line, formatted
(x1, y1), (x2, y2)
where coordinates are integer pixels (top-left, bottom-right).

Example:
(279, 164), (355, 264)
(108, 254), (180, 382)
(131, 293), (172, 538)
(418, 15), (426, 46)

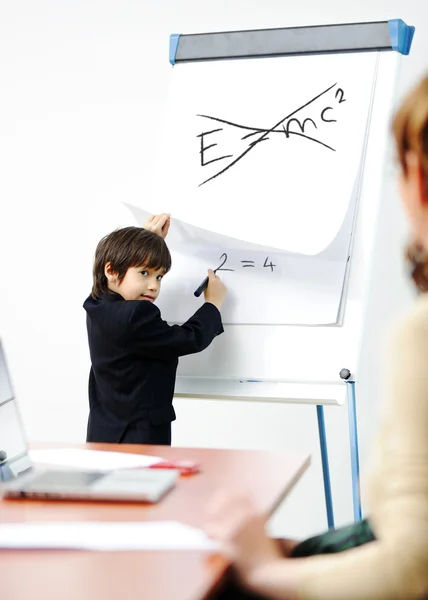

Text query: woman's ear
(104, 262), (117, 284)
(418, 160), (428, 206)
(406, 152), (427, 206)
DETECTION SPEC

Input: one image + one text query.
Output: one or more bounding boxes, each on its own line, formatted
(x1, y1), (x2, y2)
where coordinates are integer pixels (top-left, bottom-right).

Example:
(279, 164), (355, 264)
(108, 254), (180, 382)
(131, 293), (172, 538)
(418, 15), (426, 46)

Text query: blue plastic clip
(388, 19), (415, 55)
(169, 34), (181, 65)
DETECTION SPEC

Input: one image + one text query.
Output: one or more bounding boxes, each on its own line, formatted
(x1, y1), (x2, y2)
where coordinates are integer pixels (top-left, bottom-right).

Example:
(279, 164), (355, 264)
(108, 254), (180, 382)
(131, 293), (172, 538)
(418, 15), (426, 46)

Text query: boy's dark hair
(91, 226), (172, 299)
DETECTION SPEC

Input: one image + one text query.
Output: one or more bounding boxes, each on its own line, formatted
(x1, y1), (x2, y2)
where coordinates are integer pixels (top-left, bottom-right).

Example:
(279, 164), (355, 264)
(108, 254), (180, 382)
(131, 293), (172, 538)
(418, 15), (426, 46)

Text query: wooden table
(0, 443), (310, 600)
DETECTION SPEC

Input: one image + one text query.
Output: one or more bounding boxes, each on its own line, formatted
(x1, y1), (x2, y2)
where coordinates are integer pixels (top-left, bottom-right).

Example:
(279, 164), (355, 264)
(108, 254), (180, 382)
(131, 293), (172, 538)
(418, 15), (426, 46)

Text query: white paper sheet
(29, 448), (163, 471)
(126, 201), (355, 325)
(148, 52), (376, 255)
(134, 52), (378, 324)
(0, 521), (219, 551)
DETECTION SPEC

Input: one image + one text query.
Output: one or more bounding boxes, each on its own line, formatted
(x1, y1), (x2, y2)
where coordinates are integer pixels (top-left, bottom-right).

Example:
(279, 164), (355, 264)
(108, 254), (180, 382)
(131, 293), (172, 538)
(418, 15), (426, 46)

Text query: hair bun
(406, 241), (428, 293)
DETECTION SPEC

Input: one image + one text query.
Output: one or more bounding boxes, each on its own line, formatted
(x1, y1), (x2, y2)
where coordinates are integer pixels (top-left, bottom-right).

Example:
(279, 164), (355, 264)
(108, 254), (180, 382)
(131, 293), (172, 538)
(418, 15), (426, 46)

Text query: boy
(83, 213), (227, 445)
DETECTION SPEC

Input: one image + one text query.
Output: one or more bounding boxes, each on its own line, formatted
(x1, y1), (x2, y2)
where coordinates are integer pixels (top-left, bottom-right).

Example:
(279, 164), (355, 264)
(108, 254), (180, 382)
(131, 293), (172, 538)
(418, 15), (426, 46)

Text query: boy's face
(105, 264), (165, 302)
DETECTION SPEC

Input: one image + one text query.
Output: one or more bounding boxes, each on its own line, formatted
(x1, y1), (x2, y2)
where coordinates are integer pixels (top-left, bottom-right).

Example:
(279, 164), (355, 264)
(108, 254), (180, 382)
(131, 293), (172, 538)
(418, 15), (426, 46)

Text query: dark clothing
(214, 519), (376, 599)
(83, 292), (223, 445)
(118, 420), (172, 446)
(291, 517), (375, 557)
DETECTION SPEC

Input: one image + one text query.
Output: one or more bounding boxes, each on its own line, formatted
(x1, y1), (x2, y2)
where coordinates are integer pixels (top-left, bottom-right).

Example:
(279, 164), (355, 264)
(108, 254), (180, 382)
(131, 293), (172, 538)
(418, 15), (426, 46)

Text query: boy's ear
(104, 262), (117, 283)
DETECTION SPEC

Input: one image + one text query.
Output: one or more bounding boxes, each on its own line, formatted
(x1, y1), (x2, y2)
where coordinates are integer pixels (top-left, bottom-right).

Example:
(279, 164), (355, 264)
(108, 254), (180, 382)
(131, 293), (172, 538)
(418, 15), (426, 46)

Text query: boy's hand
(143, 213), (171, 239)
(204, 269), (228, 310)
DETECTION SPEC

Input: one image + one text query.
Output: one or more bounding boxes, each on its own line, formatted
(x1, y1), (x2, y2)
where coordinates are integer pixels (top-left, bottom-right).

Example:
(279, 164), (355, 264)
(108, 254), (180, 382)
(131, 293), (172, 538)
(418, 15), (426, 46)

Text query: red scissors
(148, 460), (201, 475)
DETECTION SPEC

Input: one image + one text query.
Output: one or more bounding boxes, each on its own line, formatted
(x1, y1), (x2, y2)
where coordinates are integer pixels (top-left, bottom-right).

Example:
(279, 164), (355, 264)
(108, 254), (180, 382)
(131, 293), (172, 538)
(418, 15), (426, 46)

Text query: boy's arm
(128, 300), (223, 360)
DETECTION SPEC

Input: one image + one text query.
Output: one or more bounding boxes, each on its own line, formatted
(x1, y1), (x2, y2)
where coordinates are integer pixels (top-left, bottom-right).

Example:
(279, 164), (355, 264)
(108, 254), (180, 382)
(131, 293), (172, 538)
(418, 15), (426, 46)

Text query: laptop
(0, 340), (178, 502)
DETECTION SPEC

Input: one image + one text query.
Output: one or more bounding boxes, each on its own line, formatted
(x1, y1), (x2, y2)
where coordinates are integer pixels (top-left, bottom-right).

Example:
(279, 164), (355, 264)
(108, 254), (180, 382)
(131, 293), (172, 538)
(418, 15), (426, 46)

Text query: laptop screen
(0, 341), (33, 481)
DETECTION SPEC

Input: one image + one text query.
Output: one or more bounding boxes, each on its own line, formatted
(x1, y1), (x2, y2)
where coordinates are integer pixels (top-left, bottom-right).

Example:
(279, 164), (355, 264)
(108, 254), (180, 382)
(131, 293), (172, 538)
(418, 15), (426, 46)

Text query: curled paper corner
(122, 202), (333, 257)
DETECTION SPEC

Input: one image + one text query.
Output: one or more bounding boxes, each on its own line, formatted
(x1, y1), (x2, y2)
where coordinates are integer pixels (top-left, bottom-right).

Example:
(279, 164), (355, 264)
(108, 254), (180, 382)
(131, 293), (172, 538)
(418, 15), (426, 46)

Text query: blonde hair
(392, 75), (428, 292)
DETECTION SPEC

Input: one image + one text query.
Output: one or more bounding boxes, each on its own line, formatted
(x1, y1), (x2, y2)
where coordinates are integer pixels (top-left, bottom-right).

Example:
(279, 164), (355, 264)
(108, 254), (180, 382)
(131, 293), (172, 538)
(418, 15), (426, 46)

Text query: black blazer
(83, 293), (223, 443)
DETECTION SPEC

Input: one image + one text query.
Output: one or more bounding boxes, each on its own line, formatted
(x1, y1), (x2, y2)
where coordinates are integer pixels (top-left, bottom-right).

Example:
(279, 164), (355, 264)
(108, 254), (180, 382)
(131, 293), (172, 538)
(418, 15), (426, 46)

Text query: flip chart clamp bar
(170, 19), (415, 65)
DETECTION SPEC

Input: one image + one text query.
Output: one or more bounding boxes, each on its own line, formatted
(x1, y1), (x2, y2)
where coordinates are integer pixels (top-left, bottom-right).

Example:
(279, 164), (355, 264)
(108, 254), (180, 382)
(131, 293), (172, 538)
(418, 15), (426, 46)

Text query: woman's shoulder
(394, 294), (428, 346)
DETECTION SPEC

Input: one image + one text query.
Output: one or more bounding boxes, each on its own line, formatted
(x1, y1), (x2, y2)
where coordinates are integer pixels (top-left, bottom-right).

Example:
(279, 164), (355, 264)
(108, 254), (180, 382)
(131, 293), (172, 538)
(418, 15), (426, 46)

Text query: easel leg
(346, 382), (362, 521)
(316, 405), (335, 529)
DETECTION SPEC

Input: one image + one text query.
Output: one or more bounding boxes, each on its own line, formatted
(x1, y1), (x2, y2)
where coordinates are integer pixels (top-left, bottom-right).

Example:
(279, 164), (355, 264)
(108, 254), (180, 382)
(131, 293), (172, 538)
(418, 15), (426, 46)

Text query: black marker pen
(194, 275), (209, 298)
(194, 256), (227, 297)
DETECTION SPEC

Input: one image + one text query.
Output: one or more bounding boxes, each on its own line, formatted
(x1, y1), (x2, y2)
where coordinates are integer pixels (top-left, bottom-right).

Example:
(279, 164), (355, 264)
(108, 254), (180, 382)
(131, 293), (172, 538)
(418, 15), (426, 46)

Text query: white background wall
(0, 0), (426, 539)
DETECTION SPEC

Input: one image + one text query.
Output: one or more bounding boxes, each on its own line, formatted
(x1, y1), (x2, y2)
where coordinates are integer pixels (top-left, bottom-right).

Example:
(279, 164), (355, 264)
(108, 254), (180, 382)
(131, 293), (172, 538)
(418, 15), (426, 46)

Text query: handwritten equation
(215, 252), (276, 273)
(196, 82), (346, 187)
